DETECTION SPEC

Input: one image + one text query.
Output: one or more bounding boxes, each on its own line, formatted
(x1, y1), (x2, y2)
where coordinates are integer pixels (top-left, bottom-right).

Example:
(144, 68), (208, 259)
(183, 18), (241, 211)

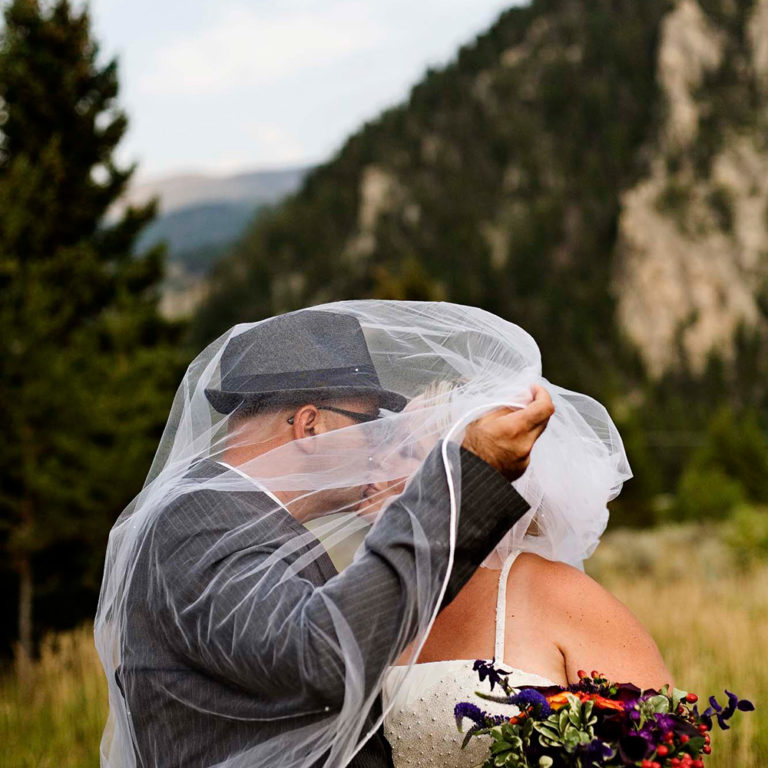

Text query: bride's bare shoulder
(510, 551), (587, 587)
(509, 552), (631, 620)
(509, 552), (672, 688)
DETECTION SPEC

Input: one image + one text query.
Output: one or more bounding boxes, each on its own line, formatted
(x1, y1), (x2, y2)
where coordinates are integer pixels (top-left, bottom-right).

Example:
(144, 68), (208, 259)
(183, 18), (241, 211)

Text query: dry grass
(0, 523), (764, 767)
(588, 524), (767, 768)
(0, 624), (107, 768)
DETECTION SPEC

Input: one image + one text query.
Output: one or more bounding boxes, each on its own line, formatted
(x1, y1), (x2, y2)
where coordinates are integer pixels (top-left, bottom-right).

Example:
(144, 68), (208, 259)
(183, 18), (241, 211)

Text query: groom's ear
(290, 404), (326, 452)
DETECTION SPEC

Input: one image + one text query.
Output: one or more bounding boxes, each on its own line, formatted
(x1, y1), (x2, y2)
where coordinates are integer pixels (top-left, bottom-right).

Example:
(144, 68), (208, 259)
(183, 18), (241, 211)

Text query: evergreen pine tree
(0, 0), (183, 658)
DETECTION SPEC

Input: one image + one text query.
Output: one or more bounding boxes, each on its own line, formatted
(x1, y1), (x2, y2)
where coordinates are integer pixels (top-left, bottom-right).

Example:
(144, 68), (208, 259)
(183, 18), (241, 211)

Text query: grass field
(1, 523), (765, 767)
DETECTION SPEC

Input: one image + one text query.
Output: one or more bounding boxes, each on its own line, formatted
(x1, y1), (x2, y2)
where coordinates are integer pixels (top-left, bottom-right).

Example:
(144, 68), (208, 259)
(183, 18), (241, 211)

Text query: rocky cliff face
(615, 0), (768, 376)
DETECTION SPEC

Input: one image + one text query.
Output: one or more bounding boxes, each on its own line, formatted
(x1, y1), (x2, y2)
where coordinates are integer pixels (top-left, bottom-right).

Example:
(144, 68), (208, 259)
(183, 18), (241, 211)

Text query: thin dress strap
(494, 550), (521, 663)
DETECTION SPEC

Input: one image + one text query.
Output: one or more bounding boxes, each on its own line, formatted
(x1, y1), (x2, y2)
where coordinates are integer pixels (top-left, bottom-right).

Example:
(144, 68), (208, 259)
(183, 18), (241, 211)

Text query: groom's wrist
(459, 446), (529, 519)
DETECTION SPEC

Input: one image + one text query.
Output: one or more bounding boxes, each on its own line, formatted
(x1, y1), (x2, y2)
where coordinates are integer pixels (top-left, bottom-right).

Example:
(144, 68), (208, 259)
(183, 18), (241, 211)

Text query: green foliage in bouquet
(533, 696), (598, 755)
(456, 666), (754, 768)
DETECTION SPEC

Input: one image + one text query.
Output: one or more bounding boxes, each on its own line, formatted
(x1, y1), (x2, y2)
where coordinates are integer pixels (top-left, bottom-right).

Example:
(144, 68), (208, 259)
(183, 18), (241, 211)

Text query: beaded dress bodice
(382, 552), (556, 768)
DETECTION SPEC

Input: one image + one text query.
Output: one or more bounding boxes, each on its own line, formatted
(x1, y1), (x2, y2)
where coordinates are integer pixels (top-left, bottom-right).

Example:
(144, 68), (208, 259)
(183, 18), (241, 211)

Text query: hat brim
(204, 385), (407, 415)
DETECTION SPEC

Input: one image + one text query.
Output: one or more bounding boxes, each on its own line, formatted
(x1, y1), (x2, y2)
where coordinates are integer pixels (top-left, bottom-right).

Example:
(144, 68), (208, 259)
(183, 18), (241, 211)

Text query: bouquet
(454, 661), (754, 767)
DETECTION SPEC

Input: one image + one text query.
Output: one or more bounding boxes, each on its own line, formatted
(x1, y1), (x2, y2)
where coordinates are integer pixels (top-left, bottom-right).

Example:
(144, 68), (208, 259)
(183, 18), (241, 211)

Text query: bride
(357, 382), (671, 768)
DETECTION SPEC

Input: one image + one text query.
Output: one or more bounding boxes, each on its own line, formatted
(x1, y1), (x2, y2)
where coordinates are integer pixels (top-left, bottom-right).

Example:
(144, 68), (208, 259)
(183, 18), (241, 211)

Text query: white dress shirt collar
(216, 460), (286, 510)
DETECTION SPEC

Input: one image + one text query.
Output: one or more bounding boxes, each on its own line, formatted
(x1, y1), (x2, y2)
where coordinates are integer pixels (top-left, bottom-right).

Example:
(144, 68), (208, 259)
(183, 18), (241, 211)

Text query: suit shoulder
(147, 468), (284, 545)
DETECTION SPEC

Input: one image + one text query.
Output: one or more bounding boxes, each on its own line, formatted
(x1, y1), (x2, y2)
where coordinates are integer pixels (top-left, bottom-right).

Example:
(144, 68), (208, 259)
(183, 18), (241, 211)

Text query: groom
(118, 310), (554, 768)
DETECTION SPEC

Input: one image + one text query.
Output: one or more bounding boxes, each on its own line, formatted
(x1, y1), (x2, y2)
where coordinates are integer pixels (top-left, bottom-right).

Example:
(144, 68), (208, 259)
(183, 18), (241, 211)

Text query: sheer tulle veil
(94, 300), (631, 767)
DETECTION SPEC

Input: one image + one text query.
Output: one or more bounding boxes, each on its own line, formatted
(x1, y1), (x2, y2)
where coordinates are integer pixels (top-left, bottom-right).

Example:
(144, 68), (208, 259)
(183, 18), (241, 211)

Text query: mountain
(190, 0), (768, 520)
(121, 166), (310, 316)
(123, 166), (310, 217)
(126, 165), (310, 269)
(615, 0), (768, 377)
(136, 201), (260, 270)
(194, 0), (669, 390)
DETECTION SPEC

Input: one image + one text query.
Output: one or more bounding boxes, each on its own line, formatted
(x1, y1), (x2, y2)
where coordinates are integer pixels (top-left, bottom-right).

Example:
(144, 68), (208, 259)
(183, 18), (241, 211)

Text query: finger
(472, 404), (521, 427)
(530, 384), (554, 410)
(497, 393), (553, 433)
(522, 387), (555, 425)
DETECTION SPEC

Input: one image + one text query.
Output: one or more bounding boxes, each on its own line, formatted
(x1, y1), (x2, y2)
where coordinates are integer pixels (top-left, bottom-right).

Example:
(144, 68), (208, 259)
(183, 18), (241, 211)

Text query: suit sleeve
(152, 442), (529, 717)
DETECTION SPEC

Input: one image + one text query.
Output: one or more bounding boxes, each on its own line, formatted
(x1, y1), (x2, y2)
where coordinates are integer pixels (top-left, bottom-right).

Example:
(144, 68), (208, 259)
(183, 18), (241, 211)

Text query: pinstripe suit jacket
(118, 443), (529, 767)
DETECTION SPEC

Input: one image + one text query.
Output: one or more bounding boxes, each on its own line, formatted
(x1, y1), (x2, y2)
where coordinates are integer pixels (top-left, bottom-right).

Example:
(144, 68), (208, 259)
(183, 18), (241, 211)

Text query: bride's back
(405, 552), (670, 691)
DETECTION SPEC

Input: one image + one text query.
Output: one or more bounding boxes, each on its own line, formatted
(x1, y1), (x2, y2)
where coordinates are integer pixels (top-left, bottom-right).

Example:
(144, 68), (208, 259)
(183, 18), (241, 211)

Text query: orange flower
(545, 691), (625, 712)
(545, 692), (573, 710)
(586, 694), (625, 712)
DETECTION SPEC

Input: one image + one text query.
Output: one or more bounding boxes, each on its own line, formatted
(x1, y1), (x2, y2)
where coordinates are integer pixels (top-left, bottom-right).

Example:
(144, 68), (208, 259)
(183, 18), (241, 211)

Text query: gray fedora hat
(204, 309), (407, 415)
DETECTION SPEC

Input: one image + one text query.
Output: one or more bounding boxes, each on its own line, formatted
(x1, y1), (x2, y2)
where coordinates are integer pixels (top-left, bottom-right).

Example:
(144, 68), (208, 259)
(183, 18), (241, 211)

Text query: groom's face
(291, 395), (381, 518)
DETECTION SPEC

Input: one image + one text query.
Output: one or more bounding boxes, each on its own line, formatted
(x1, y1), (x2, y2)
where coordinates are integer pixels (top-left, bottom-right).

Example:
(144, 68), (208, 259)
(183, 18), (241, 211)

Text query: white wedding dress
(382, 552), (556, 768)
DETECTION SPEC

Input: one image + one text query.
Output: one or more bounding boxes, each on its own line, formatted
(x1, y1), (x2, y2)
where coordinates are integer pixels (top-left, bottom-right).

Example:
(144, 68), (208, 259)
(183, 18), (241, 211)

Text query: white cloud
(208, 123), (307, 172)
(93, 0), (517, 175)
(140, 1), (386, 96)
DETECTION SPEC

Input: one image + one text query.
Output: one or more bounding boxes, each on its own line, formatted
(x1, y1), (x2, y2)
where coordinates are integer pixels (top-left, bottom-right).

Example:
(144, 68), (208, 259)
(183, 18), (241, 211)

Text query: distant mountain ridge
(123, 165), (310, 317)
(137, 201), (259, 267)
(124, 165), (310, 216)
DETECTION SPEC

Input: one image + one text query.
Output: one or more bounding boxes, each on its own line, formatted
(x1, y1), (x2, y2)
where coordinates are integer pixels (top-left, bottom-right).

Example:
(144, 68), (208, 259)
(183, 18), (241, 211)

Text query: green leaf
(671, 688), (688, 710)
(646, 695), (670, 714)
(685, 736), (707, 753)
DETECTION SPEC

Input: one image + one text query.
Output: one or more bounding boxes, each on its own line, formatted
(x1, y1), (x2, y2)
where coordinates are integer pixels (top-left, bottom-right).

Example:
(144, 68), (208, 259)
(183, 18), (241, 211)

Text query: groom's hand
(461, 385), (554, 482)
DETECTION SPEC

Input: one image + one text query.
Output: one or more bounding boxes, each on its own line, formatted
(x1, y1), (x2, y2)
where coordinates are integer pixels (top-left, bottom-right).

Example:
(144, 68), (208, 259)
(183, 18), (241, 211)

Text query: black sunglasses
(287, 405), (380, 425)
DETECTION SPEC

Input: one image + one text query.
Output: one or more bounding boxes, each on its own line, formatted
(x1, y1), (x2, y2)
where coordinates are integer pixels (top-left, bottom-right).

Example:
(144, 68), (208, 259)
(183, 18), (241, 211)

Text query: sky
(89, 0), (516, 180)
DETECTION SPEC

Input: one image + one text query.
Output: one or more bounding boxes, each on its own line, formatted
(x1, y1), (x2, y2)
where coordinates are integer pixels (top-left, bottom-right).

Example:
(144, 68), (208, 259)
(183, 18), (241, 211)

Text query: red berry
(642, 761), (653, 768)
(692, 761), (704, 768)
(680, 734), (690, 744)
(665, 730), (676, 742)
(670, 760), (680, 768)
(698, 724), (708, 733)
(577, 669), (587, 679)
(591, 670), (600, 678)
(657, 745), (669, 757)
(702, 745), (712, 754)
(686, 693), (698, 703)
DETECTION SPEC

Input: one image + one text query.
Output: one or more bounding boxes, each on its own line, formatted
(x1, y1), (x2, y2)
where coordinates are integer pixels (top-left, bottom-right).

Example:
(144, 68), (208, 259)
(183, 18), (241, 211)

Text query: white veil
(94, 300), (630, 768)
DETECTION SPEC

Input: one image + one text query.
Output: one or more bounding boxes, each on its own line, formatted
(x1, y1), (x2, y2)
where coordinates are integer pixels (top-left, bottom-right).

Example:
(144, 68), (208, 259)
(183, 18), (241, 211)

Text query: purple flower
(473, 659), (511, 692)
(654, 713), (677, 732)
(454, 702), (487, 730)
(618, 734), (653, 763)
(727, 690), (755, 713)
(636, 725), (657, 753)
(584, 739), (614, 763)
(703, 690), (755, 730)
(508, 689), (552, 717)
(614, 683), (642, 701)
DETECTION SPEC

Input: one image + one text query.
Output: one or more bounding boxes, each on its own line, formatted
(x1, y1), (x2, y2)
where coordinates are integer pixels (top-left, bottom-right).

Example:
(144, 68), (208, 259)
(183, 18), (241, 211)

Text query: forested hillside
(193, 0), (768, 524)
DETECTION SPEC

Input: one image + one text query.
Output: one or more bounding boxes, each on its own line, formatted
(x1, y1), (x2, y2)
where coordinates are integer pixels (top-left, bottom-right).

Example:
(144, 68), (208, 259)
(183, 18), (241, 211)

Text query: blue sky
(89, 0), (516, 180)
